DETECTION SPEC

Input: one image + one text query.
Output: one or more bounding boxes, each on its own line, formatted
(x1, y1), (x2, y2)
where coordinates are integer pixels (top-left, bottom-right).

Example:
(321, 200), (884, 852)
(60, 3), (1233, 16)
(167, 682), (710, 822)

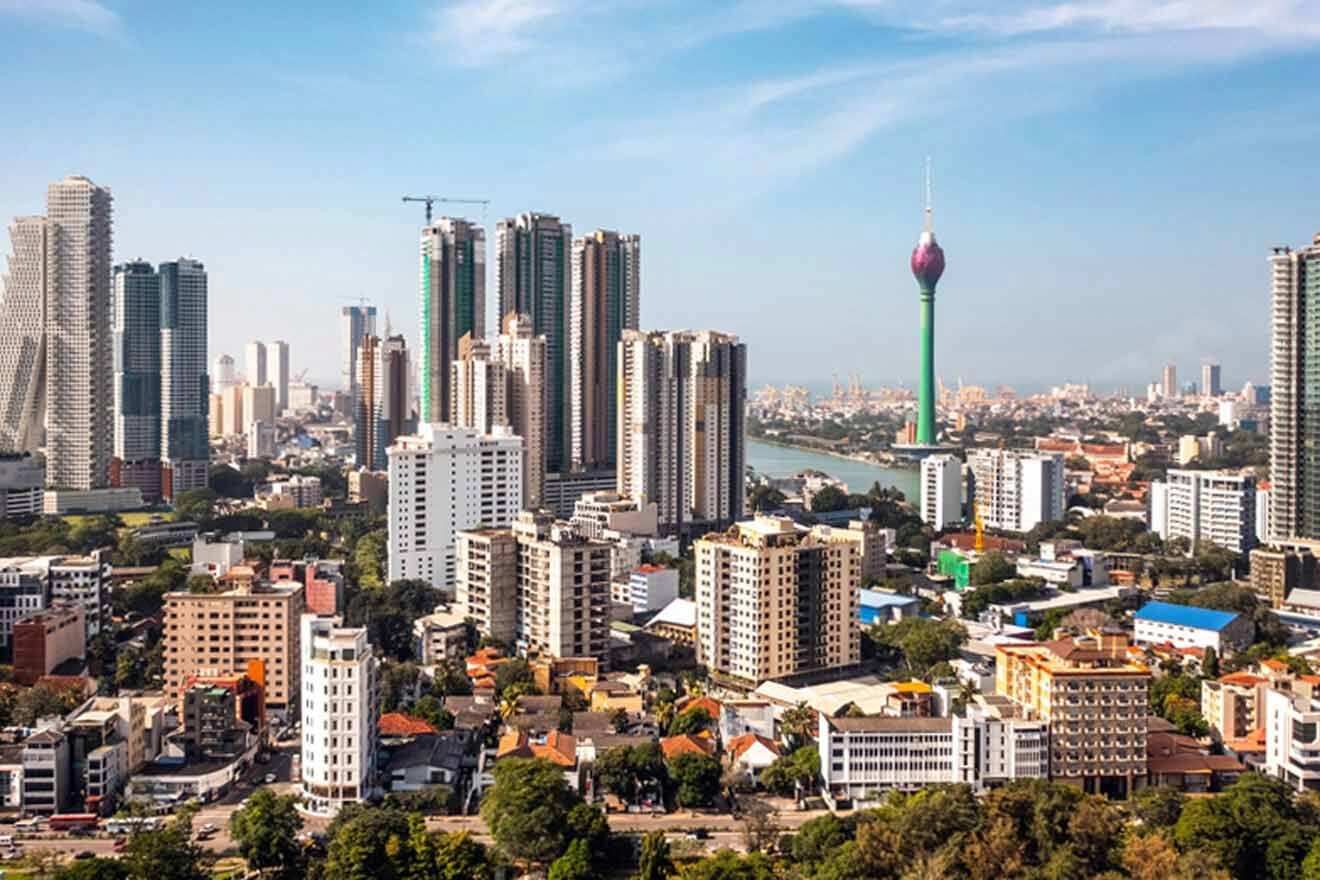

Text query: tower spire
(924, 155), (934, 234)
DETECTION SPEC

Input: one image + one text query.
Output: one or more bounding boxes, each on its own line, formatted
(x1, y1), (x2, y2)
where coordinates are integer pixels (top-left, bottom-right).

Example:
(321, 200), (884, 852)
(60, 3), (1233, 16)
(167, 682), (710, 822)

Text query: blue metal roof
(1134, 601), (1239, 632)
(860, 589), (920, 608)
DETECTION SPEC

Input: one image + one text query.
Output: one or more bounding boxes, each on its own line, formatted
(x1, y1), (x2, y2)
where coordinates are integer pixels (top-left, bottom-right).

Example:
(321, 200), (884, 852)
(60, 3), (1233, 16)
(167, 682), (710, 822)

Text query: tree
(353, 529), (388, 589)
(431, 831), (495, 880)
(55, 860), (130, 880)
(173, 488), (218, 523)
(547, 838), (595, 880)
(481, 757), (579, 865)
(747, 485), (786, 513)
(810, 485), (849, 513)
(636, 830), (674, 880)
(669, 706), (713, 736)
(969, 552), (1015, 585)
(380, 661), (421, 713)
(868, 617), (967, 678)
(494, 657), (534, 700)
(595, 746), (638, 802)
(1173, 773), (1318, 880)
(758, 746), (817, 796)
(678, 851), (777, 880)
(668, 752), (721, 808)
(322, 803), (413, 880)
(739, 799), (780, 853)
(1130, 786), (1186, 828)
(185, 574), (217, 594)
(12, 682), (83, 726)
(787, 814), (850, 866)
(122, 807), (210, 880)
(229, 789), (304, 878)
(779, 702), (815, 750)
(1203, 645), (1220, 678)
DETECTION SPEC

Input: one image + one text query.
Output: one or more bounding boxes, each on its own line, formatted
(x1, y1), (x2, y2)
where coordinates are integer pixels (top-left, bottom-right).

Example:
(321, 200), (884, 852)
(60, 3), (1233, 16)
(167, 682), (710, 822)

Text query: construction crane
(401, 195), (491, 225)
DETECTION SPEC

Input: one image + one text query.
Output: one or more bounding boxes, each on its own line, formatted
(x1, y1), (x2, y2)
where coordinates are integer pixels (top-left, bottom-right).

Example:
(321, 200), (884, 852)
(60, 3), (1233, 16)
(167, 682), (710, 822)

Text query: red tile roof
(661, 733), (715, 760)
(726, 733), (780, 763)
(678, 696), (723, 719)
(1219, 672), (1266, 687)
(379, 712), (438, 737)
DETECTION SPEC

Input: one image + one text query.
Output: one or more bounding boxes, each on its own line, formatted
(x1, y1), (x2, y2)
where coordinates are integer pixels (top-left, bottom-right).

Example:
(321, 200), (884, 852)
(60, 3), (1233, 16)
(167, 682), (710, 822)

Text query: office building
(387, 423), (523, 592)
(413, 608), (469, 665)
(496, 212), (572, 472)
(1203, 362), (1221, 397)
(300, 616), (378, 817)
(162, 581), (304, 715)
(341, 304), (377, 411)
(47, 552), (110, 637)
(695, 516), (860, 686)
(348, 468), (388, 513)
(0, 216), (49, 456)
(615, 564), (679, 614)
(208, 394), (224, 438)
(1162, 363), (1177, 398)
(220, 385), (244, 436)
(570, 230), (640, 471)
(268, 340), (289, 414)
(1150, 469), (1257, 554)
(0, 453), (43, 519)
(456, 511), (612, 659)
(46, 177), (115, 491)
(245, 340), (266, 387)
(212, 354), (236, 392)
(112, 261), (163, 500)
(968, 449), (1066, 533)
(920, 453), (962, 529)
(618, 329), (746, 535)
(419, 219), (485, 423)
(159, 259), (209, 496)
(1270, 234), (1320, 541)
(996, 632), (1149, 797)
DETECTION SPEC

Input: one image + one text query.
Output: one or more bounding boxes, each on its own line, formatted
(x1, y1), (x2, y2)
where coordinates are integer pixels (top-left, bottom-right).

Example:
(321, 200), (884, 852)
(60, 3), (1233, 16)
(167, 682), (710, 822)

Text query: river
(747, 438), (920, 500)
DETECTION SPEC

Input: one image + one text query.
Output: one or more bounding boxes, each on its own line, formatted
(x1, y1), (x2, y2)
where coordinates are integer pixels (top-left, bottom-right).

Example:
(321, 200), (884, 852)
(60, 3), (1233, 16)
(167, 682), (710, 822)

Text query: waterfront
(747, 438), (920, 499)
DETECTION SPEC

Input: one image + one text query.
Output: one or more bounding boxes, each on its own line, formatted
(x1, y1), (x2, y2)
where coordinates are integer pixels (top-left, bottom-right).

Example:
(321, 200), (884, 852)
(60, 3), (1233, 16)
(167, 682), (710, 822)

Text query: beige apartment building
(694, 516), (860, 687)
(163, 581), (304, 714)
(995, 631), (1150, 797)
(1201, 671), (1267, 741)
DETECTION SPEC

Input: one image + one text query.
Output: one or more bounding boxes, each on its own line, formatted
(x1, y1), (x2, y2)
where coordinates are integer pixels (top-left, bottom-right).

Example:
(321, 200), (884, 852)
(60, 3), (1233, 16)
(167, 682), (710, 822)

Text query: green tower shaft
(917, 284), (936, 445)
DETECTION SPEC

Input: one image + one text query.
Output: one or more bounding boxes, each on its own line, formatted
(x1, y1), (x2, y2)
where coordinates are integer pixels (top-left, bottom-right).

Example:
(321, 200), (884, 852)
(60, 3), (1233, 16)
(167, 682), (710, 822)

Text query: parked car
(264, 773), (277, 785)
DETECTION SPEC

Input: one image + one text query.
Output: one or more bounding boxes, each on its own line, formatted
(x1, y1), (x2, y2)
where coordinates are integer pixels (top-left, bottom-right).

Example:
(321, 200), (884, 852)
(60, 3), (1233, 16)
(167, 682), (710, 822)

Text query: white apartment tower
(920, 453), (962, 529)
(212, 354), (236, 392)
(450, 336), (507, 435)
(495, 314), (547, 508)
(618, 329), (746, 535)
(456, 511), (612, 659)
(0, 217), (48, 455)
(1150, 469), (1257, 554)
(387, 423), (523, 592)
(1269, 234), (1320, 542)
(968, 449), (1066, 533)
(245, 340), (267, 387)
(300, 616), (378, 817)
(46, 177), (115, 490)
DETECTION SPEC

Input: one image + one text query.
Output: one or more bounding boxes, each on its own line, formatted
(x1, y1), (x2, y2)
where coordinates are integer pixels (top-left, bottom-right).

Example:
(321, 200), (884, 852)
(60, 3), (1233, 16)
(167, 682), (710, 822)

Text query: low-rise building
(21, 728), (69, 814)
(0, 453), (44, 520)
(413, 609), (470, 665)
(266, 475), (322, 509)
(570, 492), (658, 539)
(12, 606), (85, 684)
(1249, 545), (1317, 608)
(613, 565), (679, 615)
(1201, 672), (1267, 741)
(1263, 685), (1320, 792)
(727, 734), (780, 786)
(644, 597), (695, 645)
(1133, 602), (1253, 654)
(859, 589), (920, 624)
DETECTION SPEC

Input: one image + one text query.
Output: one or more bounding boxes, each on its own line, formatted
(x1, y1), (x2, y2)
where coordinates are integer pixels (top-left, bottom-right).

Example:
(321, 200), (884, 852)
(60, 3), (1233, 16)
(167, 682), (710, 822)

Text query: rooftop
(1135, 601), (1240, 632)
(825, 716), (952, 733)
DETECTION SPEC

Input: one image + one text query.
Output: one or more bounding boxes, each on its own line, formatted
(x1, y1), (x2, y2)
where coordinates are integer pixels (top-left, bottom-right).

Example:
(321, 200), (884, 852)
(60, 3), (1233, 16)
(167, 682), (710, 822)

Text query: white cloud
(0, 0), (119, 33)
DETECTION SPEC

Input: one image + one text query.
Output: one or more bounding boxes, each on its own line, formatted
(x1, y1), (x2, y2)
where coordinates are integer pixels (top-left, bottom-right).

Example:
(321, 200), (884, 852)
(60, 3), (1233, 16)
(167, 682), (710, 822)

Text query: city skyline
(4, 2), (1318, 391)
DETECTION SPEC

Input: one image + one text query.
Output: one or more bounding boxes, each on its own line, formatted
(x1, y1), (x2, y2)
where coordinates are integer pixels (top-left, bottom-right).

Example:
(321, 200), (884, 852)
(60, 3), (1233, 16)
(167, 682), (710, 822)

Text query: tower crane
(401, 195), (491, 225)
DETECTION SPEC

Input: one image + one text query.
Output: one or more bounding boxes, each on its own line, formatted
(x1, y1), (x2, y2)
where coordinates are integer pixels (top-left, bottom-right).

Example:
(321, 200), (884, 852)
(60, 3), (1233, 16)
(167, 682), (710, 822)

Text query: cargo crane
(401, 195), (491, 225)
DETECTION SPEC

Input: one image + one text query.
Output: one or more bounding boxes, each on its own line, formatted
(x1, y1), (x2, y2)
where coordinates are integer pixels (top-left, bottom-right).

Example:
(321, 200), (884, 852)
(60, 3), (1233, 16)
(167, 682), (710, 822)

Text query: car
(264, 773), (277, 785)
(75, 851), (95, 860)
(112, 838), (127, 852)
(200, 823), (218, 834)
(687, 829), (709, 840)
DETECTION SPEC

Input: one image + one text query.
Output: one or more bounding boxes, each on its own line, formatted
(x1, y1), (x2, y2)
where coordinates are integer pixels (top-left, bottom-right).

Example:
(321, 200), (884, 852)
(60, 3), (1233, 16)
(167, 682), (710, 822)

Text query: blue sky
(3, 0), (1319, 394)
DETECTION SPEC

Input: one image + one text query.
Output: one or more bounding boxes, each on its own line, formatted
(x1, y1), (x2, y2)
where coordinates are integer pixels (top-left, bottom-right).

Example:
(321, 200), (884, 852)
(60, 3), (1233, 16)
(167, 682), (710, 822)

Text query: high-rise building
(694, 516), (860, 686)
(496, 213), (572, 472)
(268, 340), (290, 414)
(909, 167), (946, 447)
(340, 304), (377, 411)
(996, 632), (1150, 797)
(45, 177), (114, 490)
(162, 580), (304, 714)
(242, 384), (276, 433)
(456, 511), (612, 660)
(920, 453), (962, 529)
(378, 334), (410, 454)
(387, 423), (523, 592)
(159, 259), (209, 496)
(1150, 469), (1257, 554)
(570, 230), (640, 471)
(419, 219), (485, 424)
(1162, 363), (1177, 399)
(300, 616), (378, 817)
(451, 335), (506, 433)
(221, 385), (245, 437)
(1202, 362), (1221, 398)
(968, 449), (1066, 533)
(355, 334), (381, 470)
(1269, 234), (1320, 541)
(0, 216), (48, 456)
(112, 261), (163, 500)
(245, 340), (267, 387)
(618, 329), (746, 535)
(212, 354), (236, 392)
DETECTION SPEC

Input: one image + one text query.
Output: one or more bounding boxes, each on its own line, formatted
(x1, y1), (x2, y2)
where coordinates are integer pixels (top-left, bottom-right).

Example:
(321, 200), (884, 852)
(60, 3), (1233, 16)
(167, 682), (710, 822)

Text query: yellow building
(996, 631), (1149, 797)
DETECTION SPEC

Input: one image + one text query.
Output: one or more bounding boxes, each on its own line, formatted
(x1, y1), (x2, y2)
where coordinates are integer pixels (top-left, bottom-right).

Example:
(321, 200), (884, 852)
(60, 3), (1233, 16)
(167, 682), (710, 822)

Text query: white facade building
(246, 420), (276, 459)
(1132, 601), (1254, 653)
(388, 423), (523, 592)
(614, 565), (679, 614)
(1264, 686), (1320, 793)
(968, 449), (1065, 532)
(269, 474), (322, 508)
(920, 454), (962, 529)
(300, 616), (378, 817)
(0, 216), (49, 456)
(245, 340), (266, 387)
(268, 340), (290, 414)
(1150, 469), (1257, 554)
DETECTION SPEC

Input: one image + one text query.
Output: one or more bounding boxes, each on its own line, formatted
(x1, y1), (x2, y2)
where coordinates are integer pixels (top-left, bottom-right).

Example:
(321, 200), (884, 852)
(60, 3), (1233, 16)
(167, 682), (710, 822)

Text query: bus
(48, 814), (99, 833)
(104, 817), (160, 835)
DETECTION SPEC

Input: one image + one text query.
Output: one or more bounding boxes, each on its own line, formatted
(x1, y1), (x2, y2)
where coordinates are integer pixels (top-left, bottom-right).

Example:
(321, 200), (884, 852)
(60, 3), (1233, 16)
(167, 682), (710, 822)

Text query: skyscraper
(496, 213), (572, 472)
(495, 314), (547, 508)
(268, 339), (290, 414)
(1201, 361), (1221, 398)
(451, 336), (506, 433)
(378, 334), (410, 454)
(910, 168), (945, 447)
(570, 230), (640, 471)
(340, 304), (377, 409)
(159, 258), (209, 496)
(245, 340), (267, 388)
(617, 329), (746, 535)
(1268, 233), (1320, 541)
(112, 261), (162, 499)
(45, 176), (114, 490)
(0, 216), (48, 455)
(355, 334), (381, 470)
(1162, 363), (1178, 399)
(212, 354), (236, 392)
(419, 219), (485, 423)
